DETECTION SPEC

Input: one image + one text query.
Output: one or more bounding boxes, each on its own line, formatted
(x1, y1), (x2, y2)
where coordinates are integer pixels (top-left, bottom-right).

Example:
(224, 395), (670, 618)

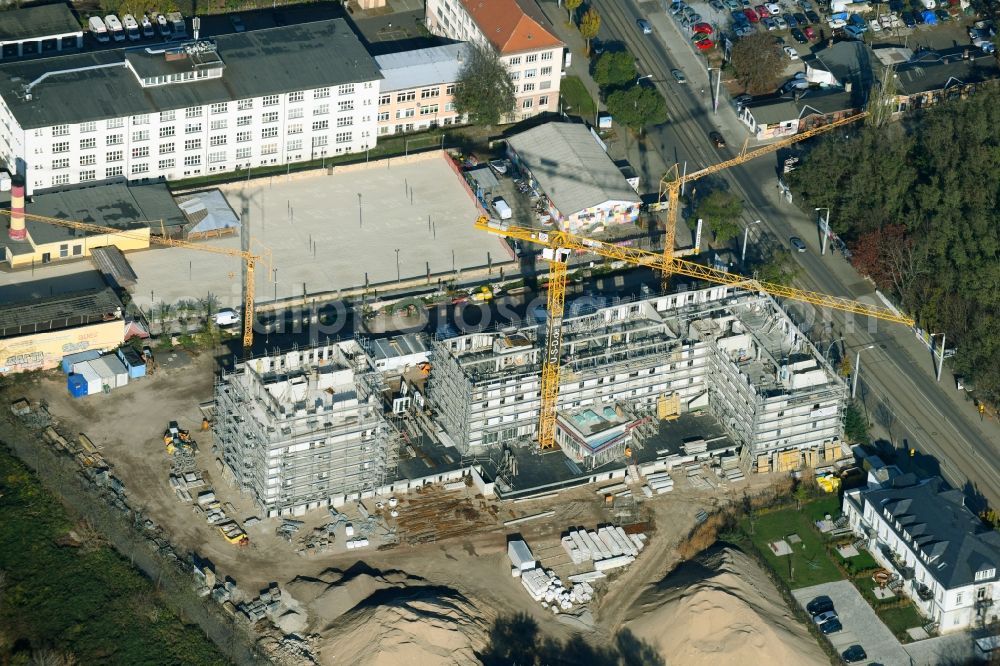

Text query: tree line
(787, 86), (1000, 404)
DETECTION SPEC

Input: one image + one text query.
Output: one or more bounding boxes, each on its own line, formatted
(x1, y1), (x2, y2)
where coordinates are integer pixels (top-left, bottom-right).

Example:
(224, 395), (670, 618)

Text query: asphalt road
(592, 0), (1000, 506)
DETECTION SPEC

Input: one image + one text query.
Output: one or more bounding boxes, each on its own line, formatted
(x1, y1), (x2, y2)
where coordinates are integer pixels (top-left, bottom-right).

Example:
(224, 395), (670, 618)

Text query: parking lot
(794, 581), (912, 665)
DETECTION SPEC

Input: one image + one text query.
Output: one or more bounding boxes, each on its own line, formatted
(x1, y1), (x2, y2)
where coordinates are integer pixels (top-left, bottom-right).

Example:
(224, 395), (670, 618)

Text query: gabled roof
(893, 46), (1000, 96)
(460, 0), (563, 54)
(745, 89), (855, 125)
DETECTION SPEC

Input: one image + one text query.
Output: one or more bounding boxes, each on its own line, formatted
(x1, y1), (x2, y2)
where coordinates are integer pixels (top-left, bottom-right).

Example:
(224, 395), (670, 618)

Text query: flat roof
(0, 4), (82, 42)
(369, 333), (431, 361)
(0, 286), (122, 338)
(374, 43), (470, 93)
(0, 19), (381, 129)
(507, 122), (640, 218)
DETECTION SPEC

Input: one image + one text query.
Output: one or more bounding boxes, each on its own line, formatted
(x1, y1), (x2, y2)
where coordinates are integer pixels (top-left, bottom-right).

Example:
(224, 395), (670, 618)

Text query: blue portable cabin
(922, 9), (937, 23)
(61, 350), (101, 374)
(67, 373), (88, 398)
(117, 346), (147, 379)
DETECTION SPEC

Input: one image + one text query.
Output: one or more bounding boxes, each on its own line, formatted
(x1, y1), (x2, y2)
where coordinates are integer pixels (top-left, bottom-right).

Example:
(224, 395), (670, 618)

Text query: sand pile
(623, 545), (825, 666)
(284, 563), (493, 666)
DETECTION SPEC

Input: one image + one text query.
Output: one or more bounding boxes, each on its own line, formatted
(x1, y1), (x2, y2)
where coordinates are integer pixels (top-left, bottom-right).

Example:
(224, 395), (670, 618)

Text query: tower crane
(654, 112), (867, 274)
(1, 210), (262, 351)
(474, 217), (915, 449)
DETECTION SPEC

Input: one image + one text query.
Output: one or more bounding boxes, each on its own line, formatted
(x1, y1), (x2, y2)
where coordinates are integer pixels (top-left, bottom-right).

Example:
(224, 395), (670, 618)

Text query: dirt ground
(23, 353), (782, 646)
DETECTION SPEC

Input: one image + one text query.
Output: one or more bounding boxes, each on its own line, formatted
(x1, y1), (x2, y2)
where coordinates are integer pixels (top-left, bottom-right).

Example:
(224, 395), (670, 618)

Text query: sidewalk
(536, 4), (603, 114)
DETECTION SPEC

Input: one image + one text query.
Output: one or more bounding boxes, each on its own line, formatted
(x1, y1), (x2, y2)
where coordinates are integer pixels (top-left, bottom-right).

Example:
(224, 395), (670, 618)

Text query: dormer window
(976, 568), (996, 582)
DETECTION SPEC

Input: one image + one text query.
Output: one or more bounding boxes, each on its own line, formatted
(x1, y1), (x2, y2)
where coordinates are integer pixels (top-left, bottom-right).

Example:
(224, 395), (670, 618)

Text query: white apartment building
(0, 20), (381, 195)
(844, 475), (1000, 633)
(424, 0), (564, 121)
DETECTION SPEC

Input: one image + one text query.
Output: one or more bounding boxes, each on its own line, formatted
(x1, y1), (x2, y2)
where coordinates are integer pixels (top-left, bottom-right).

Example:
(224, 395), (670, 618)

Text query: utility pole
(935, 332), (946, 382)
(816, 207), (831, 255)
(852, 344), (875, 399)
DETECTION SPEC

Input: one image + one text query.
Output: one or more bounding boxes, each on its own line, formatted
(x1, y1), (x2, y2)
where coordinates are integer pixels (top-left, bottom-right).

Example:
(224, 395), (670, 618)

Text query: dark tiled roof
(0, 4), (81, 42)
(0, 286), (122, 337)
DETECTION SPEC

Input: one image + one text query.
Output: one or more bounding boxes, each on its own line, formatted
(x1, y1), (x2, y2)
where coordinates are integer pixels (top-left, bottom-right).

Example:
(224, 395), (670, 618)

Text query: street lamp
(395, 248), (401, 283)
(815, 207), (831, 255)
(741, 219), (761, 266)
(825, 337), (844, 364)
(707, 67), (722, 114)
(852, 344), (876, 400)
(635, 73), (654, 85)
(931, 332), (946, 382)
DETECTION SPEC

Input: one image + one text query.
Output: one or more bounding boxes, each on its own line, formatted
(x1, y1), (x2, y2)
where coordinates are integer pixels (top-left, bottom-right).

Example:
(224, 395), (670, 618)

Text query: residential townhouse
(424, 0), (564, 121)
(374, 43), (471, 136)
(0, 20), (381, 195)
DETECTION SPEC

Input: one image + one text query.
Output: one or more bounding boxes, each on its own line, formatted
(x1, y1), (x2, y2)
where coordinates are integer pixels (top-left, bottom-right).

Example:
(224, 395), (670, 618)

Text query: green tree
(453, 43), (516, 127)
(593, 51), (637, 91)
(694, 190), (743, 244)
(564, 0), (582, 24)
(755, 246), (799, 285)
(730, 31), (784, 93)
(606, 85), (667, 132)
(579, 8), (601, 55)
(844, 402), (870, 445)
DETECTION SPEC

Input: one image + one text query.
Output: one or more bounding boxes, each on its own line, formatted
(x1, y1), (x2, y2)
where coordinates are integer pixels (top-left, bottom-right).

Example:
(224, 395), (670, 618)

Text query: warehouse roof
(0, 287), (123, 338)
(375, 43), (470, 93)
(0, 4), (82, 42)
(0, 19), (381, 128)
(507, 122), (640, 218)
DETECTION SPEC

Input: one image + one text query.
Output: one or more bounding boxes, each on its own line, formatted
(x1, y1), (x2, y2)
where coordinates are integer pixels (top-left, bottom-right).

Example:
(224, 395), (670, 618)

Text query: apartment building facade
(424, 0), (563, 121)
(0, 20), (381, 194)
(374, 43), (470, 136)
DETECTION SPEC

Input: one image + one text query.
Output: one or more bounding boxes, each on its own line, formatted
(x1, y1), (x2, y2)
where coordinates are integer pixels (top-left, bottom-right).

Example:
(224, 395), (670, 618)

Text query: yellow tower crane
(654, 112), (867, 273)
(1, 210), (262, 351)
(474, 217), (915, 449)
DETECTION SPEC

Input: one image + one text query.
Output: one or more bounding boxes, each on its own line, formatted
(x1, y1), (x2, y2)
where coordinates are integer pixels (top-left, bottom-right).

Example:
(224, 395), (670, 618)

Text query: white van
(492, 197), (513, 221)
(213, 308), (240, 326)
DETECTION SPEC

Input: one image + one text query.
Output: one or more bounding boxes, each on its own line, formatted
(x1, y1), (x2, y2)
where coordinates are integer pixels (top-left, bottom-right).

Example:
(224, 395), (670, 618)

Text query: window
(107, 118), (124, 129)
(131, 162), (149, 174)
(51, 141), (70, 153)
(80, 154), (96, 166)
(338, 83), (355, 96)
(51, 174), (70, 186)
(185, 123), (202, 134)
(105, 165), (123, 177)
(523, 82), (535, 92)
(184, 155), (201, 167)
(158, 158), (174, 170)
(421, 87), (439, 99)
(160, 126), (176, 138)
(538, 95), (548, 107)
(237, 99), (253, 110)
(80, 121), (96, 133)
(160, 110), (175, 122)
(312, 135), (328, 148)
(184, 139), (201, 151)
(336, 116), (353, 127)
(51, 158), (69, 170)
(210, 119), (227, 131)
(539, 80), (551, 90)
(396, 91), (415, 103)
(236, 147), (252, 159)
(210, 135), (227, 147)
(522, 99), (533, 109)
(541, 66), (552, 76)
(541, 51), (553, 61)
(420, 105), (438, 116)
(261, 127), (278, 139)
(208, 151), (226, 164)
(262, 112), (279, 124)
(379, 94), (391, 105)
(106, 150), (123, 162)
(956, 592), (964, 605)
(210, 102), (228, 114)
(445, 102), (456, 112)
(976, 569), (996, 582)
(287, 123), (303, 135)
(132, 130), (149, 142)
(525, 69), (536, 78)
(445, 84), (456, 95)
(80, 169), (96, 182)
(287, 138), (302, 152)
(80, 137), (96, 150)
(237, 115), (252, 127)
(159, 142), (175, 154)
(313, 104), (329, 116)
(51, 124), (70, 136)
(288, 91), (304, 103)
(377, 111), (389, 122)
(133, 114), (150, 125)
(509, 56), (522, 65)
(185, 106), (203, 118)
(261, 143), (278, 155)
(236, 131), (252, 143)
(314, 87), (330, 99)
(396, 108), (415, 119)
(312, 120), (329, 131)
(335, 131), (352, 144)
(132, 146), (150, 158)
(262, 94), (279, 107)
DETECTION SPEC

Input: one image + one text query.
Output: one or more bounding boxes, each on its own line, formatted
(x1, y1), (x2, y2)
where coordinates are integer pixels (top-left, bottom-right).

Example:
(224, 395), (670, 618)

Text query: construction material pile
(520, 568), (594, 613)
(560, 524), (646, 571)
(641, 471), (674, 497)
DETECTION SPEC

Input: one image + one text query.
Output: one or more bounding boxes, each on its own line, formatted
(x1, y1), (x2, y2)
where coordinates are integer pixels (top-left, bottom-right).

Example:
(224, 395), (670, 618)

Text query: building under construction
(213, 342), (398, 517)
(430, 284), (848, 474)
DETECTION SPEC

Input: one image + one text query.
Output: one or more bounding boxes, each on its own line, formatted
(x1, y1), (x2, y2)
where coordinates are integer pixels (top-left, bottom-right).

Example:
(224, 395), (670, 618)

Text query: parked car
(734, 93), (753, 107)
(671, 68), (688, 83)
(492, 197), (513, 220)
(693, 21), (714, 33)
(806, 8), (821, 21)
(671, 2), (688, 14)
(820, 618), (843, 634)
(794, 11), (809, 23)
(803, 25), (817, 38)
(842, 645), (868, 663)
(695, 38), (716, 49)
(755, 3), (771, 17)
(741, 0), (752, 7)
(791, 27), (808, 42)
(786, 14), (799, 27)
(774, 15), (788, 28)
(724, 0), (742, 7)
(744, 8), (760, 21)
(790, 236), (807, 252)
(766, 1), (783, 13)
(709, 131), (726, 148)
(799, 0), (814, 10)
(736, 23), (755, 35)
(688, 12), (703, 22)
(710, 0), (726, 11)
(935, 8), (951, 20)
(784, 45), (800, 59)
(889, 0), (904, 11)
(488, 159), (508, 175)
(763, 16), (777, 29)
(637, 18), (653, 34)
(806, 595), (835, 615)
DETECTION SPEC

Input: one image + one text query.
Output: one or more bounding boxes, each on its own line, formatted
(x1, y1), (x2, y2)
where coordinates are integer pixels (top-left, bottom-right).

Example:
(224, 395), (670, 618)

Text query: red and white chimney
(8, 178), (26, 241)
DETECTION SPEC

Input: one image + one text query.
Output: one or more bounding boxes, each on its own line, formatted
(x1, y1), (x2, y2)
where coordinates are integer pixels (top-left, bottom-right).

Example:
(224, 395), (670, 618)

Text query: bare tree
(730, 32), (784, 94)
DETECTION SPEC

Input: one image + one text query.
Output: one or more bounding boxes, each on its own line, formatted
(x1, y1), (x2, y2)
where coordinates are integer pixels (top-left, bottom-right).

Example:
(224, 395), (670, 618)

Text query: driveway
(793, 581), (911, 666)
